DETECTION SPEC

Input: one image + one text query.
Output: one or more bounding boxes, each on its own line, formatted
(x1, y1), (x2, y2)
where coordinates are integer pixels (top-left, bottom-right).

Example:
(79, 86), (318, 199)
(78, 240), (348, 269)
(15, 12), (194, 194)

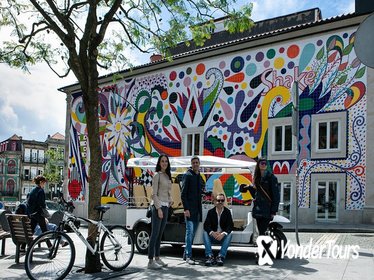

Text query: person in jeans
(26, 175), (51, 236)
(241, 157), (280, 236)
(203, 193), (233, 266)
(147, 155), (173, 269)
(181, 156), (205, 265)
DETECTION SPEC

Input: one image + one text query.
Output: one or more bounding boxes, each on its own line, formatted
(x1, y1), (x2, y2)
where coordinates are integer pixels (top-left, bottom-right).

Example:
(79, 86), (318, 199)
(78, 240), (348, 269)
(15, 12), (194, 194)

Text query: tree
(0, 0), (253, 273)
(44, 147), (64, 199)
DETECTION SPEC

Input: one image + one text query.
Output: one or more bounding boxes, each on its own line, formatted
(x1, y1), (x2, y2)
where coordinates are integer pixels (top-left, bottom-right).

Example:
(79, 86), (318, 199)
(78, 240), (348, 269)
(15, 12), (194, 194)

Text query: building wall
(67, 22), (369, 223)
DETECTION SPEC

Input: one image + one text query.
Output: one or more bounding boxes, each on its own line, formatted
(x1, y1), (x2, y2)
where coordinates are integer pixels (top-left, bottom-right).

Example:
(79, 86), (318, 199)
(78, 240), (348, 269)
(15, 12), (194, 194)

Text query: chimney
(356, 0), (374, 15)
(150, 54), (163, 63)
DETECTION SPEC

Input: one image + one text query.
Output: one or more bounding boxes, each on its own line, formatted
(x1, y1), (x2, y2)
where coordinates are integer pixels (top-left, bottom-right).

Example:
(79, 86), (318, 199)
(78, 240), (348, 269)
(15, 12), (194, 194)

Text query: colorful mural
(68, 28), (366, 210)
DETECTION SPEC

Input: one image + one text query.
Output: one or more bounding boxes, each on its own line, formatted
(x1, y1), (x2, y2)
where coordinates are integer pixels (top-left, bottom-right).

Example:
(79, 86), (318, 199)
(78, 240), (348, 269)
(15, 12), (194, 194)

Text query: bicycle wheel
(100, 225), (134, 271)
(25, 231), (75, 280)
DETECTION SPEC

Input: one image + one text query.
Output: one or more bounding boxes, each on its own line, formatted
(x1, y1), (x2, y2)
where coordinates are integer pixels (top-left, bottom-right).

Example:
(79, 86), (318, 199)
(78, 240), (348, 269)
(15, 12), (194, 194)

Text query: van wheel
(135, 225), (151, 254)
(268, 229), (287, 259)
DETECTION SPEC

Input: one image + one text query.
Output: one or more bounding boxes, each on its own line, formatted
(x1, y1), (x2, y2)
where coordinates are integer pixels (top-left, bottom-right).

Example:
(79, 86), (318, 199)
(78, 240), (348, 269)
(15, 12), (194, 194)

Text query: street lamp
(292, 81), (300, 246)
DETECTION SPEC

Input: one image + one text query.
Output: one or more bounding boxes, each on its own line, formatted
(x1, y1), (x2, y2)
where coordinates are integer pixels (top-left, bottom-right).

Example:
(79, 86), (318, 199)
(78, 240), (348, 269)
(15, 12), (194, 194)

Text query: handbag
(146, 173), (161, 218)
(146, 205), (152, 218)
(41, 208), (51, 218)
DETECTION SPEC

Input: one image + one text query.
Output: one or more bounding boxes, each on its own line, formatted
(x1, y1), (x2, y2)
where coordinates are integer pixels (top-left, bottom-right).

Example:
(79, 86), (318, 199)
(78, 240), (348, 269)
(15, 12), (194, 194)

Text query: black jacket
(204, 207), (233, 234)
(26, 185), (46, 215)
(181, 168), (205, 222)
(251, 171), (280, 219)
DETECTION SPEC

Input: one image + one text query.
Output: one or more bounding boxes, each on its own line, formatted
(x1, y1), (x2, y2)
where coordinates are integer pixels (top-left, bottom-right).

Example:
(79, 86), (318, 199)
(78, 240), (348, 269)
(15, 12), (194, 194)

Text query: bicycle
(24, 197), (134, 280)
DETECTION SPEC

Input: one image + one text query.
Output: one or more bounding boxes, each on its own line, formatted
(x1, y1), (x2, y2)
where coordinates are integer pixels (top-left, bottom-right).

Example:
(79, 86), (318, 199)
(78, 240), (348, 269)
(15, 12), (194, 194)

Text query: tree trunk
(81, 83), (102, 273)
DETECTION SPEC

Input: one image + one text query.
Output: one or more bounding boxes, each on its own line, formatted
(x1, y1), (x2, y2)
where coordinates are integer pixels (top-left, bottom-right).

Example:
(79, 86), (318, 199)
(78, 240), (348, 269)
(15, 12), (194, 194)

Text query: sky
(0, 0), (355, 142)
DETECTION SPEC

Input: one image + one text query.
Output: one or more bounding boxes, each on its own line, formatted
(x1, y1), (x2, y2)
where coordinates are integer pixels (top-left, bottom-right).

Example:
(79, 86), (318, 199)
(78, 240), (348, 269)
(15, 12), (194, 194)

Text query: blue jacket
(251, 171), (280, 219)
(181, 168), (205, 222)
(26, 186), (46, 216)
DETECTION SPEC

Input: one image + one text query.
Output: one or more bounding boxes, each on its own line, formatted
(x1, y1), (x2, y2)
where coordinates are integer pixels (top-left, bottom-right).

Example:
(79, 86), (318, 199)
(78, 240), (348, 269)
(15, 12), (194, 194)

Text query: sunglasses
(216, 199), (225, 203)
(259, 161), (267, 165)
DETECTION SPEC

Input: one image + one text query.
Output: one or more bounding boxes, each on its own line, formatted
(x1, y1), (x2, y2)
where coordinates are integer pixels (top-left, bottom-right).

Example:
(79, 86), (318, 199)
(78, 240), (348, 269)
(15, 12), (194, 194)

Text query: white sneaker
(147, 260), (162, 270)
(185, 257), (196, 265)
(155, 258), (168, 267)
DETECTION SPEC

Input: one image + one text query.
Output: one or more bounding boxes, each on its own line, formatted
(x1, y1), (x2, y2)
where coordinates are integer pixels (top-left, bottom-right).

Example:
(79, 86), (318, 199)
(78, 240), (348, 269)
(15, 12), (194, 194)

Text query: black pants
(256, 217), (271, 235)
(30, 213), (49, 233)
(31, 213), (52, 247)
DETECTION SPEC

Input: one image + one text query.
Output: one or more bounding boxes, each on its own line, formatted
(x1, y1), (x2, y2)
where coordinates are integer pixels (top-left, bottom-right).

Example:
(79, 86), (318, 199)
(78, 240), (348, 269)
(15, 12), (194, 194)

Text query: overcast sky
(0, 0), (355, 142)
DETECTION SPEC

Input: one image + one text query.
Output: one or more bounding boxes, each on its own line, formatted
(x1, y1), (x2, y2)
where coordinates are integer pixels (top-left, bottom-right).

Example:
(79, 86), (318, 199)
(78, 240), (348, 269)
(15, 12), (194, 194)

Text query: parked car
(125, 156), (290, 257)
(46, 200), (64, 211)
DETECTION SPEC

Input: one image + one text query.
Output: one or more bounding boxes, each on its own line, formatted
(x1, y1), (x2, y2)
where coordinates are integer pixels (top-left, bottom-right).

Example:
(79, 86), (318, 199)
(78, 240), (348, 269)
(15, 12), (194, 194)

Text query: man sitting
(203, 193), (233, 266)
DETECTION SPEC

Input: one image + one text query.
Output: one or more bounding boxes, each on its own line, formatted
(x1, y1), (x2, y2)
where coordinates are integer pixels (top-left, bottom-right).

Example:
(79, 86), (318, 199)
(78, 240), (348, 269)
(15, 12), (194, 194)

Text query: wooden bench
(0, 225), (11, 256)
(6, 214), (34, 263)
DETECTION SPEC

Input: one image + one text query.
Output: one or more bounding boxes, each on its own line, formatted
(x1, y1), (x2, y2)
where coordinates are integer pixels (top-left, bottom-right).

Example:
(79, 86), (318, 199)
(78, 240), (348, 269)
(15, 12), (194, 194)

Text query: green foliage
(0, 0), (254, 74)
(44, 147), (64, 185)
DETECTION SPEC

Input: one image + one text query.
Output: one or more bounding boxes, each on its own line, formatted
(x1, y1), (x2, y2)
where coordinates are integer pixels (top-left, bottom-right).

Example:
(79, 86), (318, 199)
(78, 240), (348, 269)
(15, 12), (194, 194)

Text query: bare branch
(115, 19), (149, 53)
(67, 1), (89, 18)
(96, 0), (123, 46)
(29, 0), (70, 46)
(43, 57), (71, 78)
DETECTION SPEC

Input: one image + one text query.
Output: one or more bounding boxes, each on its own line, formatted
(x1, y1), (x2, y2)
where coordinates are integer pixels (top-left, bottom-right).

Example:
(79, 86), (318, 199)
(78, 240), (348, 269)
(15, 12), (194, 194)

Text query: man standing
(181, 156), (204, 264)
(203, 193), (233, 266)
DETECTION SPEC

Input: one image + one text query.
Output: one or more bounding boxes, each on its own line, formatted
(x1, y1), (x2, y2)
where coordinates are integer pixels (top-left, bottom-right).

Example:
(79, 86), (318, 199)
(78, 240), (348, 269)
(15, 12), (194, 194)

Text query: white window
(274, 125), (293, 152)
(31, 149), (38, 163)
(279, 181), (292, 219)
(38, 150), (45, 163)
(31, 167), (37, 179)
(24, 148), (31, 162)
(182, 127), (204, 156)
(316, 120), (339, 150)
(268, 117), (295, 160)
(311, 111), (347, 159)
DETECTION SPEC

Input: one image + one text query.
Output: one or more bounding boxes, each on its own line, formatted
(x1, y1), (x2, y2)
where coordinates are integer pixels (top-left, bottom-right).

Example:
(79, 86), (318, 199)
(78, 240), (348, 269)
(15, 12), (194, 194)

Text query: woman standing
(147, 155), (172, 269)
(251, 158), (280, 236)
(26, 175), (50, 235)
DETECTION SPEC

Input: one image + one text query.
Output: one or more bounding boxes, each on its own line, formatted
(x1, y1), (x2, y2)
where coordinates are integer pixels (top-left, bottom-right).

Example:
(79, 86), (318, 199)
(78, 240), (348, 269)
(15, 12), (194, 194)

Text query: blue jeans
(203, 231), (232, 258)
(184, 219), (199, 258)
(148, 206), (168, 259)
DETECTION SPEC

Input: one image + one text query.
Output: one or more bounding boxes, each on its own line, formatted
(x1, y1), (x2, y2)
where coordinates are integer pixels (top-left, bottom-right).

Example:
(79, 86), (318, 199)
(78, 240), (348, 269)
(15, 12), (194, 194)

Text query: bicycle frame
(60, 211), (122, 255)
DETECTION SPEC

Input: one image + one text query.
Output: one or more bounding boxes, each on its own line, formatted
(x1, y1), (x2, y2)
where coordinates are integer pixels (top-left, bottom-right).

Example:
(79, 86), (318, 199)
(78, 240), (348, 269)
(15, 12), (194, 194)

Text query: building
(60, 1), (374, 225)
(0, 133), (65, 206)
(0, 135), (22, 208)
(21, 139), (47, 200)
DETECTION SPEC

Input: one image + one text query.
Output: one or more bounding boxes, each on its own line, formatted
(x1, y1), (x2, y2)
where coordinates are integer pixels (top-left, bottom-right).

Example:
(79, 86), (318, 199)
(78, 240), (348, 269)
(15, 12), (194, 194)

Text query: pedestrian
(203, 193), (233, 266)
(181, 156), (205, 265)
(26, 175), (52, 240)
(246, 157), (280, 236)
(147, 155), (173, 269)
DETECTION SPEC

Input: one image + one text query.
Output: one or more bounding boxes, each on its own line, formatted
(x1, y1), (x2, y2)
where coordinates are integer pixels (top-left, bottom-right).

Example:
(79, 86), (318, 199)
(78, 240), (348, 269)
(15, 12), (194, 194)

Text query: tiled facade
(62, 9), (374, 224)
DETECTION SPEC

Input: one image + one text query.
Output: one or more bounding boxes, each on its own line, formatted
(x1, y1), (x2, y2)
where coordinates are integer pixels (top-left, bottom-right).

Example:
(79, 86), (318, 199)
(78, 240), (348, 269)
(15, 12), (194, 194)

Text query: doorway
(316, 181), (338, 221)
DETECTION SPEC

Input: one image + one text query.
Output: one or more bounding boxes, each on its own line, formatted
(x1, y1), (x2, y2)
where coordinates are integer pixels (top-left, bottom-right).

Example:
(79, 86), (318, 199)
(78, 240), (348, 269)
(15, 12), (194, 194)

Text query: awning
(127, 156), (256, 170)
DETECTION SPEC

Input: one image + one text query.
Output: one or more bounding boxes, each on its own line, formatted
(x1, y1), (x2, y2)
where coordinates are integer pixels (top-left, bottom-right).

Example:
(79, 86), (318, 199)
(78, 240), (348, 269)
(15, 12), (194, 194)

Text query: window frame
(311, 111), (347, 159)
(181, 127), (204, 156)
(268, 117), (296, 161)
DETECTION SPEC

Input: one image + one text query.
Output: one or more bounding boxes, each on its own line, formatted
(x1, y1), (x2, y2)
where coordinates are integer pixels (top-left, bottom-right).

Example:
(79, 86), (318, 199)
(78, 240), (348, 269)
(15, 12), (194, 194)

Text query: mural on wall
(68, 28), (366, 209)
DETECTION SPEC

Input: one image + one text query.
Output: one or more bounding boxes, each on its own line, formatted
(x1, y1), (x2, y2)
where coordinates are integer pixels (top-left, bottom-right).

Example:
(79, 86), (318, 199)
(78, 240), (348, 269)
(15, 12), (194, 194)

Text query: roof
(49, 132), (65, 140)
(59, 9), (365, 93)
(9, 134), (22, 141)
(169, 8), (322, 56)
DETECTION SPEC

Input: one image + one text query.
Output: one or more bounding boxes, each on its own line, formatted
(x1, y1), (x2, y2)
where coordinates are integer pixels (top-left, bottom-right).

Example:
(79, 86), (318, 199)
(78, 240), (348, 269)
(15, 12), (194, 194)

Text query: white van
(125, 156), (289, 257)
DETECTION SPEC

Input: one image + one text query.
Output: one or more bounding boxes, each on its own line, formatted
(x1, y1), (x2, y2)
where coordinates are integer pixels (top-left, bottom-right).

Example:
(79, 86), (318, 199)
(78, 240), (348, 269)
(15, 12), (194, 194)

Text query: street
(0, 229), (373, 280)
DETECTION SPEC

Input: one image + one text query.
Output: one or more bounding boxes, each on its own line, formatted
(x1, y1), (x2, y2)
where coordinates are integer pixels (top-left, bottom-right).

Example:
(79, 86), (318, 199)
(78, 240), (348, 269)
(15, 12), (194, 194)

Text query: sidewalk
(0, 228), (373, 280)
(282, 223), (374, 233)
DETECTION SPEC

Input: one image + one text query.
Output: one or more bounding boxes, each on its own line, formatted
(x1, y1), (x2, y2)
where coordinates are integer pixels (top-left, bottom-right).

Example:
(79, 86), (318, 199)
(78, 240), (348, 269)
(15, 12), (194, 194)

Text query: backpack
(15, 202), (28, 215)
